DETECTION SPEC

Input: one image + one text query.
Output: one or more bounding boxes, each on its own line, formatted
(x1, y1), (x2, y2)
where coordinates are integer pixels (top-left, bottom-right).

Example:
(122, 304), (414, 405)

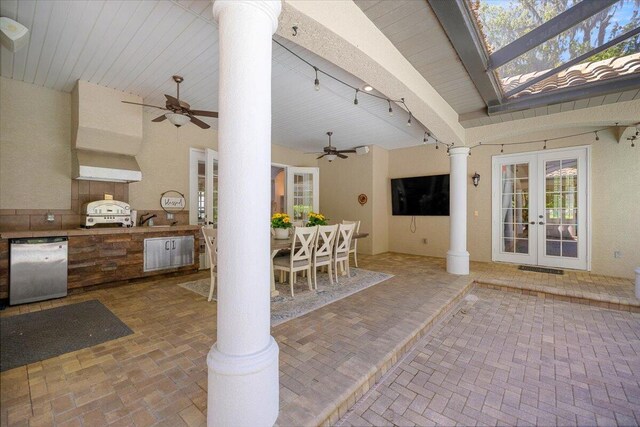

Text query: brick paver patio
(1, 254), (638, 426)
(342, 288), (640, 426)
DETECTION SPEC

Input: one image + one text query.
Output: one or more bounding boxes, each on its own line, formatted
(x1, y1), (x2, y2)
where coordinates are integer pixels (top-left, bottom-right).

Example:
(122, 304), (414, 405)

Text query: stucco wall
(1, 78), (316, 214)
(0, 77), (71, 209)
(387, 128), (640, 279)
(319, 150), (374, 254)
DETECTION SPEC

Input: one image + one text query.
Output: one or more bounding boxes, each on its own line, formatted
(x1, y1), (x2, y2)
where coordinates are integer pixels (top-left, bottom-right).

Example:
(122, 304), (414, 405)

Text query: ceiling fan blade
(121, 101), (167, 110)
(316, 154), (326, 159)
(337, 153), (348, 159)
(189, 110), (218, 118)
(151, 114), (167, 122)
(188, 114), (211, 129)
(337, 149), (357, 154)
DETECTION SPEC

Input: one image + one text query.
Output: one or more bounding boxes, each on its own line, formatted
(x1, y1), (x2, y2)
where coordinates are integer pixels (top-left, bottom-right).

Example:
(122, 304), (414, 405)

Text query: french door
(286, 167), (319, 222)
(492, 146), (588, 270)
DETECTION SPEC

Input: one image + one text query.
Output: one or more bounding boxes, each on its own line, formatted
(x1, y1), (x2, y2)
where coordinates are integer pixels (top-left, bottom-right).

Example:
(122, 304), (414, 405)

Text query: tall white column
(209, 1), (281, 426)
(447, 146), (470, 275)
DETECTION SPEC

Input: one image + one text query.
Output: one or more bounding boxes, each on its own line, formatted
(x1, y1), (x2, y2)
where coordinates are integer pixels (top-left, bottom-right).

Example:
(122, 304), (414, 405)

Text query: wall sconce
(472, 172), (480, 187)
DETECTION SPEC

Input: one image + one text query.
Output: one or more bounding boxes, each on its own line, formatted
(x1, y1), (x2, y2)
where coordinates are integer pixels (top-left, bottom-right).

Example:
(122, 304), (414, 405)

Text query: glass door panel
(286, 167), (319, 223)
(205, 148), (218, 227)
(538, 152), (586, 268)
(493, 156), (537, 264)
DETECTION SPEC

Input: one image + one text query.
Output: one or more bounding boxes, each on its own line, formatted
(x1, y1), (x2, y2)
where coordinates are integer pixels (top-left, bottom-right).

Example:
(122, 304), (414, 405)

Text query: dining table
(270, 232), (369, 297)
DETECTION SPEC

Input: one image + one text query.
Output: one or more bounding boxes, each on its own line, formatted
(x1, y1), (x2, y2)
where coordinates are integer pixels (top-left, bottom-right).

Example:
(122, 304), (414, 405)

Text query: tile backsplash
(0, 180), (190, 232)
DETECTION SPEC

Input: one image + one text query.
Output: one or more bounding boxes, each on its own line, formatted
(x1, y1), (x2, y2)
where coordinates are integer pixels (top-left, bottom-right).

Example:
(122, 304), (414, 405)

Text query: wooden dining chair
(342, 220), (361, 267)
(201, 227), (217, 302)
(273, 226), (317, 297)
(333, 222), (356, 284)
(312, 224), (338, 289)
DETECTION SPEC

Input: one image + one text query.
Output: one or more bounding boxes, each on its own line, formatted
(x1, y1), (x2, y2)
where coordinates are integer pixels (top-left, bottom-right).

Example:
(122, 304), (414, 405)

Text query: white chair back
(292, 220), (304, 228)
(202, 227), (217, 265)
(314, 224), (338, 261)
(342, 220), (360, 246)
(290, 226), (317, 265)
(335, 223), (356, 258)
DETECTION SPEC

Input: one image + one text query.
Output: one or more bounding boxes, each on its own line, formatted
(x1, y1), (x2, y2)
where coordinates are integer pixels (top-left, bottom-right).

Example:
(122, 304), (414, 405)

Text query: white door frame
(491, 145), (591, 270)
(189, 148), (205, 226)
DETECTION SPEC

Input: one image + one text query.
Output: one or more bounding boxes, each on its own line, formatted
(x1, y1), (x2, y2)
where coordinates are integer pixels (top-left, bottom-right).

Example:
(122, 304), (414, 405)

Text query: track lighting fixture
(423, 132), (427, 143)
(354, 89), (359, 105)
(407, 113), (412, 127)
(314, 67), (320, 91)
(543, 140), (547, 149)
(501, 144), (504, 153)
(595, 131), (599, 141)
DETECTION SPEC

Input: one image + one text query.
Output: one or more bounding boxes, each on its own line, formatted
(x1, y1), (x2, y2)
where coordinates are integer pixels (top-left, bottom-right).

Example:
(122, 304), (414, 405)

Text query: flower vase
(274, 228), (290, 239)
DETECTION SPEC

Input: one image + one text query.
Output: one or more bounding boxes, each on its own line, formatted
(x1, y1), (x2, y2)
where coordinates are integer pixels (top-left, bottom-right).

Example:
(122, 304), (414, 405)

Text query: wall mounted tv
(391, 174), (450, 216)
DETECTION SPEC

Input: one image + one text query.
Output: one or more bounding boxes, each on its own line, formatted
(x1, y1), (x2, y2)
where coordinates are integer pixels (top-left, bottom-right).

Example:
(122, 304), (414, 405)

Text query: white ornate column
(209, 1), (281, 426)
(447, 146), (470, 275)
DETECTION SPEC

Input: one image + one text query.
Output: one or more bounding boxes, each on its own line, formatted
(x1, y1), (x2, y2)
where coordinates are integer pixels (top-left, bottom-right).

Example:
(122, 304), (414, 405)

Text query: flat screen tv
(391, 174), (450, 216)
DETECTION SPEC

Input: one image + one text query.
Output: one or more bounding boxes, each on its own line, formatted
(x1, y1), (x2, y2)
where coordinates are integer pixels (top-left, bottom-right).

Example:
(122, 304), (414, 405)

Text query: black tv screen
(391, 174), (450, 216)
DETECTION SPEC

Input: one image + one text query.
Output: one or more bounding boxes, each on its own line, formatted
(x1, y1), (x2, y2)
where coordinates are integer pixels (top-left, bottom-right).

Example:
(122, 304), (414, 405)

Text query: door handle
(172, 240), (176, 250)
(165, 241), (170, 250)
(538, 221), (545, 225)
(529, 222), (535, 225)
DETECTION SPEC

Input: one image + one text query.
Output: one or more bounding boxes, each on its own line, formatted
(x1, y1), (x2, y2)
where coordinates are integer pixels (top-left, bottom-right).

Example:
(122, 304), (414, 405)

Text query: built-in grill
(83, 200), (131, 227)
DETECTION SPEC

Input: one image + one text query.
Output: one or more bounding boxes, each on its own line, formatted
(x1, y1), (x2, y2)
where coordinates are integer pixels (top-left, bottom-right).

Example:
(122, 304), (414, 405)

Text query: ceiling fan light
(325, 154), (337, 162)
(166, 113), (191, 127)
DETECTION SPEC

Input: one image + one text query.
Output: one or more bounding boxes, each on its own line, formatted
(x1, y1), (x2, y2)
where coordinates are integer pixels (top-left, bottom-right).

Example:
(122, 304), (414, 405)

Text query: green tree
(472, 0), (640, 77)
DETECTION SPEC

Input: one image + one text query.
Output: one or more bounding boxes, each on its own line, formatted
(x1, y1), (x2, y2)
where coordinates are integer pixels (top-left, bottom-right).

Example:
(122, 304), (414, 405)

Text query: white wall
(0, 77), (71, 209)
(386, 127), (640, 279)
(0, 78), (316, 213)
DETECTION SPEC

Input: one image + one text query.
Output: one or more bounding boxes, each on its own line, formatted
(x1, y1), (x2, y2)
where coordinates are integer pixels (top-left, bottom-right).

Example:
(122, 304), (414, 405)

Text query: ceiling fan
(121, 75), (218, 129)
(313, 132), (356, 161)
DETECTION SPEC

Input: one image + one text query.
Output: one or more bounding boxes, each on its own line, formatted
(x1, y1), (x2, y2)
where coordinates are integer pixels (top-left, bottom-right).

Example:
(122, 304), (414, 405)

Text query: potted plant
(271, 213), (292, 239)
(307, 212), (328, 226)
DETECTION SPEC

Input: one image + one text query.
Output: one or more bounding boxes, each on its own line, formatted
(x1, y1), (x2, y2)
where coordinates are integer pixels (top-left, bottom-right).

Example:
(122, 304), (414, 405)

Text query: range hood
(72, 80), (143, 183)
(73, 150), (142, 183)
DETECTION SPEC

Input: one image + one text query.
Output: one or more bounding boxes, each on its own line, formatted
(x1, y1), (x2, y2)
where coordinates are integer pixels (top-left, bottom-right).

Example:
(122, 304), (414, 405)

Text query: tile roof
(502, 53), (640, 98)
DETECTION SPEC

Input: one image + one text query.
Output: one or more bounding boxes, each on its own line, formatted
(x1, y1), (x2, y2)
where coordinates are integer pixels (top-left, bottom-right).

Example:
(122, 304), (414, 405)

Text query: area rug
(0, 300), (133, 372)
(178, 268), (393, 326)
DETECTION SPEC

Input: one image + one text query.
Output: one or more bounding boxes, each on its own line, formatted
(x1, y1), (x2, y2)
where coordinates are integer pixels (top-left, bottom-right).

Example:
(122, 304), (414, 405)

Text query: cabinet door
(170, 236), (194, 267)
(144, 238), (171, 272)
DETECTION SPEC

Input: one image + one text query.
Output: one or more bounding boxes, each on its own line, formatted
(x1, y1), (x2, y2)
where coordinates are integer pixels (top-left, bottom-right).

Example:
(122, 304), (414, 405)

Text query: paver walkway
(1, 254), (637, 426)
(342, 288), (640, 426)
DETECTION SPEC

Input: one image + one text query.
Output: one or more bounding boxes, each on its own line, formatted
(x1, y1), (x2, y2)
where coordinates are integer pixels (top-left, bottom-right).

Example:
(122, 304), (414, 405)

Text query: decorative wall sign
(160, 190), (186, 212)
(358, 194), (368, 206)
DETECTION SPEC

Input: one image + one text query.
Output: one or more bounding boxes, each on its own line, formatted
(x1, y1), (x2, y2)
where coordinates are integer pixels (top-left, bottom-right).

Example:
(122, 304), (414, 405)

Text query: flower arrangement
(271, 213), (292, 229)
(307, 212), (328, 226)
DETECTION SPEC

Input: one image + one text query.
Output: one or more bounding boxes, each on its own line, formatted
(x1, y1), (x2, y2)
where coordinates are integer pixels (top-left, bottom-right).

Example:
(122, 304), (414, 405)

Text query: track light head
(595, 131), (599, 141)
(354, 89), (359, 105)
(314, 67), (320, 91)
(407, 114), (412, 127)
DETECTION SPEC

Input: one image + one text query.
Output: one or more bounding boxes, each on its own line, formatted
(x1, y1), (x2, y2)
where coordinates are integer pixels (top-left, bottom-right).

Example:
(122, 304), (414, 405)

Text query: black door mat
(519, 265), (564, 275)
(1, 300), (133, 372)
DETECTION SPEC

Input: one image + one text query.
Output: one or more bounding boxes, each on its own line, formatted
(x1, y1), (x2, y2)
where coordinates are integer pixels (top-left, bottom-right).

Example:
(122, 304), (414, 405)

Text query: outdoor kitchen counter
(0, 224), (201, 239)
(0, 226), (201, 299)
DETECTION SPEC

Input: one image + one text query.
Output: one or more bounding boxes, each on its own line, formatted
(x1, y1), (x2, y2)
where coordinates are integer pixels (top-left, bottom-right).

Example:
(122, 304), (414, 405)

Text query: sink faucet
(139, 213), (157, 226)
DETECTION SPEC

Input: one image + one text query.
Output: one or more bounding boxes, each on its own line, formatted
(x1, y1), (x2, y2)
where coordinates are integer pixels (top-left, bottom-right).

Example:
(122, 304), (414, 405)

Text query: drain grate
(519, 265), (564, 275)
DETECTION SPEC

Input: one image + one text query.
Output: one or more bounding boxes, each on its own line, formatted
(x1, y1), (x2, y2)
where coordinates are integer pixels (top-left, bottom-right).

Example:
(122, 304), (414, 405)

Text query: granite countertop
(0, 225), (201, 239)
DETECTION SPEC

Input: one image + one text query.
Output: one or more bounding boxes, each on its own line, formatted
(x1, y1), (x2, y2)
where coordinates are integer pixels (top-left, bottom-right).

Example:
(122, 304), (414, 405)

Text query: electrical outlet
(167, 213), (174, 220)
(46, 212), (55, 222)
(614, 250), (622, 259)
(474, 210), (479, 217)
(422, 238), (428, 244)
